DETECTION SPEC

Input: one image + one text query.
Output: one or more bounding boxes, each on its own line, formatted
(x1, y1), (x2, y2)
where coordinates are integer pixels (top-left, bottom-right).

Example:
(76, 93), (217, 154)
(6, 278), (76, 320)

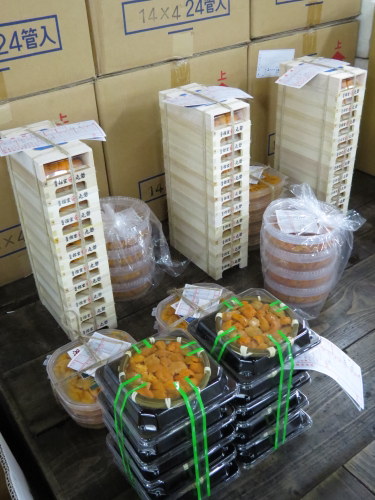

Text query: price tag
(294, 337), (364, 411)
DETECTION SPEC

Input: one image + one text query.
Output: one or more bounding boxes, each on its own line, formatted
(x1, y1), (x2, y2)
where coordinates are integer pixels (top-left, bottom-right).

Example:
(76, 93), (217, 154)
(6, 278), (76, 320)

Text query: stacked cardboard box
(1, 122), (116, 339)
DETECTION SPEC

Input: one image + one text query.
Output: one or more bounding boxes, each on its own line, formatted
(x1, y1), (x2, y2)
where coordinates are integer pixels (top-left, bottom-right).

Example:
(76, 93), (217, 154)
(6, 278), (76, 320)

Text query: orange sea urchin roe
(160, 301), (189, 330)
(125, 341), (205, 399)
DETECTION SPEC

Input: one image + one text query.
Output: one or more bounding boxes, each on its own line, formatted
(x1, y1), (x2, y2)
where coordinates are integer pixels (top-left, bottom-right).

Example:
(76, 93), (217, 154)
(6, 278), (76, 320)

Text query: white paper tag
(174, 285), (223, 319)
(276, 62), (327, 88)
(256, 49), (296, 78)
(275, 209), (321, 234)
(0, 120), (106, 157)
(249, 165), (265, 184)
(294, 337), (364, 410)
(164, 86), (252, 107)
(67, 332), (131, 376)
(312, 57), (350, 69)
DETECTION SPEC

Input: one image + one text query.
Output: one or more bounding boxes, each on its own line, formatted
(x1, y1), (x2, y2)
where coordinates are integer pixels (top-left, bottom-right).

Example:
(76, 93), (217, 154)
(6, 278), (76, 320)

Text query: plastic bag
(260, 183), (365, 319)
(100, 196), (188, 301)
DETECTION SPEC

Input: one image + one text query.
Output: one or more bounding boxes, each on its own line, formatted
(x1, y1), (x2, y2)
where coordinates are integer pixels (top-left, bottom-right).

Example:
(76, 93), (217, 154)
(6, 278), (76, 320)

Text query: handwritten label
(0, 120), (106, 157)
(164, 86), (252, 107)
(276, 62), (327, 88)
(294, 337), (364, 410)
(174, 285), (223, 319)
(256, 49), (295, 78)
(249, 165), (265, 184)
(276, 209), (322, 235)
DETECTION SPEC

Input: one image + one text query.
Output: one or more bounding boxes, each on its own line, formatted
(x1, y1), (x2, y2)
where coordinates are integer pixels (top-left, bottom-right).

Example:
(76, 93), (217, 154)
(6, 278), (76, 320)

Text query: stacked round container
(261, 199), (339, 317)
(189, 289), (318, 468)
(95, 330), (240, 499)
(46, 329), (135, 428)
(249, 167), (287, 247)
(154, 283), (231, 334)
(101, 197), (155, 301)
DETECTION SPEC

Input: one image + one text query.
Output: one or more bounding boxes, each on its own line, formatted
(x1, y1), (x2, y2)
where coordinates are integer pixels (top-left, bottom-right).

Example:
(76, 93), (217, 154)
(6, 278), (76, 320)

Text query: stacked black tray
(95, 330), (240, 498)
(190, 288), (318, 468)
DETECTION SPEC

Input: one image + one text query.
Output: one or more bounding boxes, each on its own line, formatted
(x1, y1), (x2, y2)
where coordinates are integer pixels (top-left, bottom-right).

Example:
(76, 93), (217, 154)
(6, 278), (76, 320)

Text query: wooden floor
(0, 170), (374, 500)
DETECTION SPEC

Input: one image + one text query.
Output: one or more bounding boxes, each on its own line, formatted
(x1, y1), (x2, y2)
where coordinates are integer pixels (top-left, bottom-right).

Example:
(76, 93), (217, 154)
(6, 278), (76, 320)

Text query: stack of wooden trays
(159, 84), (251, 280)
(2, 121), (117, 340)
(275, 56), (367, 212)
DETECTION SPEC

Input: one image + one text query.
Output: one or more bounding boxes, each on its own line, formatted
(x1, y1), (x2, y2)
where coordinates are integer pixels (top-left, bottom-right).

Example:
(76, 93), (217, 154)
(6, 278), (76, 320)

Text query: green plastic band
(222, 297), (243, 309)
(217, 334), (241, 362)
(181, 341), (198, 349)
(269, 299), (289, 312)
(113, 374), (144, 482)
(278, 331), (295, 444)
(267, 334), (285, 451)
(174, 382), (203, 500)
(186, 347), (204, 356)
(210, 326), (237, 353)
(132, 344), (141, 354)
(185, 378), (211, 497)
(143, 339), (152, 348)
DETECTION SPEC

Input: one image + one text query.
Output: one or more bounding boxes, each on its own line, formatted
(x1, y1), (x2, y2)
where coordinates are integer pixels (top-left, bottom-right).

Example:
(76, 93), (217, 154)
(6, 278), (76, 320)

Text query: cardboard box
(248, 20), (359, 166)
(250, 0), (360, 39)
(95, 45), (248, 221)
(356, 11), (375, 175)
(0, 82), (109, 286)
(0, 0), (95, 100)
(86, 0), (249, 75)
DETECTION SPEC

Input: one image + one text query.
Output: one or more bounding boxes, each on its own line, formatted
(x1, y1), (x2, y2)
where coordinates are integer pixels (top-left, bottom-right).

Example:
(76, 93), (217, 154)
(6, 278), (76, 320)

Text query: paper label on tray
(276, 63), (328, 88)
(67, 332), (131, 376)
(294, 337), (364, 410)
(173, 285), (223, 319)
(256, 49), (296, 78)
(0, 120), (106, 157)
(164, 86), (252, 107)
(311, 58), (350, 69)
(276, 209), (321, 235)
(249, 165), (265, 184)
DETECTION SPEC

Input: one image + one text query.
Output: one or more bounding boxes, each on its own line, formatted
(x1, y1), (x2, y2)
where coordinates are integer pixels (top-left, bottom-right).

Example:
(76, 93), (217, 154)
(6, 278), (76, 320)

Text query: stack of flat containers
(190, 289), (319, 468)
(95, 330), (240, 498)
(275, 56), (367, 212)
(2, 121), (117, 340)
(159, 84), (251, 280)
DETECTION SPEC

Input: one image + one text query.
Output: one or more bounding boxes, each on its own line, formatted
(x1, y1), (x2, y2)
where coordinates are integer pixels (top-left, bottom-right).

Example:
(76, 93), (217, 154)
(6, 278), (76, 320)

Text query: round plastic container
(46, 329), (135, 428)
(263, 259), (336, 288)
(101, 196), (151, 249)
(249, 167), (286, 202)
(249, 220), (262, 236)
(264, 274), (334, 306)
(249, 206), (267, 223)
(112, 273), (154, 301)
(263, 239), (336, 271)
(110, 259), (155, 284)
(107, 236), (152, 267)
(155, 284), (231, 335)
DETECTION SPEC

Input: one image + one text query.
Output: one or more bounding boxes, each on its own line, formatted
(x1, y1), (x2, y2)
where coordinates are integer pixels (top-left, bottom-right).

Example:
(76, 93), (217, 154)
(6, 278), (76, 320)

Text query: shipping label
(0, 15), (62, 65)
(122, 0), (230, 35)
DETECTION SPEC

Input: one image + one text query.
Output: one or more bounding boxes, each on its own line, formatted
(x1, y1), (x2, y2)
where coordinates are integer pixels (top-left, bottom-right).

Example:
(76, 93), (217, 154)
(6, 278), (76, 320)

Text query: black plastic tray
(235, 390), (308, 437)
(237, 410), (313, 469)
(95, 332), (238, 434)
(232, 371), (310, 415)
(98, 390), (236, 458)
(107, 434), (240, 498)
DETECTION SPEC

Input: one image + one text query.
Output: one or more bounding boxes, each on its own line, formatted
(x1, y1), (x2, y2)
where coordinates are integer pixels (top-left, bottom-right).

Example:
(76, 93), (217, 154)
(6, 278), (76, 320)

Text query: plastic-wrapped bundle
(100, 197), (187, 301)
(260, 183), (365, 318)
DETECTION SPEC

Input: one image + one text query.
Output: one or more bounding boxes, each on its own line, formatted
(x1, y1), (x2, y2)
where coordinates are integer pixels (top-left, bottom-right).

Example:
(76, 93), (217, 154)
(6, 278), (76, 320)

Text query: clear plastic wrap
(260, 183), (365, 319)
(100, 196), (187, 301)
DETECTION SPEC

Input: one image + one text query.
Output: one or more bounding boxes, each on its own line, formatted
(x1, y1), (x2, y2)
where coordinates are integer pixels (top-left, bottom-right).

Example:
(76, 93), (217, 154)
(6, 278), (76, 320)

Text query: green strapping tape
(222, 297), (243, 309)
(267, 334), (285, 451)
(269, 299), (289, 313)
(186, 347), (204, 356)
(278, 331), (295, 444)
(143, 339), (152, 348)
(132, 344), (141, 354)
(175, 382), (203, 500)
(186, 378), (211, 497)
(113, 374), (142, 482)
(210, 326), (237, 353)
(181, 341), (198, 349)
(217, 334), (241, 362)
